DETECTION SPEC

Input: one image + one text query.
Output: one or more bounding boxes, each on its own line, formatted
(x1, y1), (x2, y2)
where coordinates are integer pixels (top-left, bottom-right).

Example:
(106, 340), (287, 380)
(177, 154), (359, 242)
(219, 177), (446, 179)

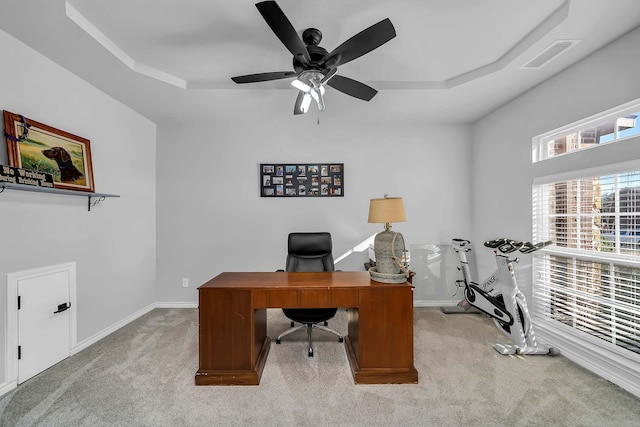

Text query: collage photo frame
(260, 163), (344, 197)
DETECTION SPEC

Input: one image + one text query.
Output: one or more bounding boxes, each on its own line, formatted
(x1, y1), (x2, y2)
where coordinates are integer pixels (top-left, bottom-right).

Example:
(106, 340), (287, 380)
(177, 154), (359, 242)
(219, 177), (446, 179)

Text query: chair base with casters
(276, 308), (344, 357)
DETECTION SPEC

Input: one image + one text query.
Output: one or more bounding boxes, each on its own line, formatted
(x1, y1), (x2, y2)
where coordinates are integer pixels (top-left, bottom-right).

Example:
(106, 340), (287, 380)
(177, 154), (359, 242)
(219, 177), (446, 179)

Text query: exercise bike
(451, 237), (559, 356)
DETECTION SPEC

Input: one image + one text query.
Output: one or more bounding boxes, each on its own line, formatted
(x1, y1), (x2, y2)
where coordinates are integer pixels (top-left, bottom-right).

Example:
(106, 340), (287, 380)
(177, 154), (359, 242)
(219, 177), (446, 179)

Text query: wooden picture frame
(3, 111), (95, 192)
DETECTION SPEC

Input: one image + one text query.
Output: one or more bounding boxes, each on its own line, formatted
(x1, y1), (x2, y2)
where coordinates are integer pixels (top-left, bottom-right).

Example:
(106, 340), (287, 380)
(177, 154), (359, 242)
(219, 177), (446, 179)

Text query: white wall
(0, 30), (157, 384)
(471, 27), (640, 295)
(156, 115), (472, 303)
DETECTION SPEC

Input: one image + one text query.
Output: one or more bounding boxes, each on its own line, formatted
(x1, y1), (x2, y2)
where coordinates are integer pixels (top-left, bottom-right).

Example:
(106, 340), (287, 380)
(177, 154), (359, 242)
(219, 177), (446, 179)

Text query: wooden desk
(195, 271), (418, 385)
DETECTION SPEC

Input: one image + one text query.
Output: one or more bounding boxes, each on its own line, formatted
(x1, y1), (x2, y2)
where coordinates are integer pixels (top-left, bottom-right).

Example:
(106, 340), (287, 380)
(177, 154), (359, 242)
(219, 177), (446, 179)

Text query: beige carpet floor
(0, 307), (639, 426)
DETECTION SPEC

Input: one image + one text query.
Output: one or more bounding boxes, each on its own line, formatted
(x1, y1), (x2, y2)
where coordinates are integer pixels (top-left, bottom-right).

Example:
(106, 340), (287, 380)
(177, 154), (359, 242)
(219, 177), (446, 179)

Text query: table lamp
(368, 196), (408, 282)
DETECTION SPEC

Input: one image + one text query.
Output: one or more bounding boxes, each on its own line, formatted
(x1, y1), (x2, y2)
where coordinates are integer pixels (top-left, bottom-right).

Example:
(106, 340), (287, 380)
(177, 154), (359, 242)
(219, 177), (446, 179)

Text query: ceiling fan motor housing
(302, 28), (322, 45)
(294, 30), (329, 74)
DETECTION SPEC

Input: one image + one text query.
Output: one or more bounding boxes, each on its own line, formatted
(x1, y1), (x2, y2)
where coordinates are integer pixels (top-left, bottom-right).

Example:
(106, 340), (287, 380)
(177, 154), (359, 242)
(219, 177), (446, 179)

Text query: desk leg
(195, 289), (270, 385)
(345, 286), (418, 384)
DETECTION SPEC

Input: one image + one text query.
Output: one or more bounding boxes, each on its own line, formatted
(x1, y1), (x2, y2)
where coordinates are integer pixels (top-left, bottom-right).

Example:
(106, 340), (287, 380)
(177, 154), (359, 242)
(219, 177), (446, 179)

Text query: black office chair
(276, 232), (343, 357)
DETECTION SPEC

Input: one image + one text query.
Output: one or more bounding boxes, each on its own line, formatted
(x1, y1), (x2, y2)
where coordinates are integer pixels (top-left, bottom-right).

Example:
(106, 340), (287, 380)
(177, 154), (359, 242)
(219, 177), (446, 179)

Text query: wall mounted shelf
(0, 182), (119, 211)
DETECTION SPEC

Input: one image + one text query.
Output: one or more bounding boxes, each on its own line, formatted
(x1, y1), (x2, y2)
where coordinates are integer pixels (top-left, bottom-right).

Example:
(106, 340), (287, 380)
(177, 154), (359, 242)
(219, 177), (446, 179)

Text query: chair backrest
(286, 232), (335, 272)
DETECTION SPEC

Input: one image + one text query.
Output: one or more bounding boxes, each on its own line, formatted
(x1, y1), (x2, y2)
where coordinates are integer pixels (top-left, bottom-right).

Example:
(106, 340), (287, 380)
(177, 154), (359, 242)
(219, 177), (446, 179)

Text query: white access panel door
(18, 270), (71, 384)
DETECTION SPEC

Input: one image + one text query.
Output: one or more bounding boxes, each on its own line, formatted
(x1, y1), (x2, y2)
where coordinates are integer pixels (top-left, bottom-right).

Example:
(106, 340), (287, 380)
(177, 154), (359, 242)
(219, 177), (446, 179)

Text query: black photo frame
(260, 163), (344, 197)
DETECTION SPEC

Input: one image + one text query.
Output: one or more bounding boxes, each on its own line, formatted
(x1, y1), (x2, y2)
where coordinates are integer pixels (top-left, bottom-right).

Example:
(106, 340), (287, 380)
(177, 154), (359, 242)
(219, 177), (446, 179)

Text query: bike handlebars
(484, 238), (552, 254)
(452, 238), (552, 254)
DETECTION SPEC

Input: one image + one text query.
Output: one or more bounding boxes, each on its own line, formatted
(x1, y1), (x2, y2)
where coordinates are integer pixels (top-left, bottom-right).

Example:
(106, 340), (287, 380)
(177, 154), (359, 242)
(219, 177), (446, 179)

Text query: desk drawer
(252, 288), (358, 308)
(253, 289), (297, 307)
(331, 288), (359, 307)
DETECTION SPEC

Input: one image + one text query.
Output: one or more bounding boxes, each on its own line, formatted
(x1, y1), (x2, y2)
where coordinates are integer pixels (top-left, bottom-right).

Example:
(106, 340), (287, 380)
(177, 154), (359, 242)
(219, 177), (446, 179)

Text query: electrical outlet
(182, 278), (189, 288)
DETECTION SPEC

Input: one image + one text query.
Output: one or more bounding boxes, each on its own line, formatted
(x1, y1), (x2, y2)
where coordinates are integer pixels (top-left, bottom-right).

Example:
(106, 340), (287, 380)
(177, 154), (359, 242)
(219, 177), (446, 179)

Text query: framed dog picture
(3, 111), (95, 192)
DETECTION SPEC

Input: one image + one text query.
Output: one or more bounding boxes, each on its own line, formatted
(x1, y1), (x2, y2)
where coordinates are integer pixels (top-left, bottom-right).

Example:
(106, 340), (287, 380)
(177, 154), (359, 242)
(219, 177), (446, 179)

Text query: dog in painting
(41, 146), (83, 182)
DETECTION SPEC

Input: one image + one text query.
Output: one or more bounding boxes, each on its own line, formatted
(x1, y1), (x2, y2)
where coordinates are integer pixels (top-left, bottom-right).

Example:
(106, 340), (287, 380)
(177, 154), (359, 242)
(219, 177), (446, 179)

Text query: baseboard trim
(534, 321), (640, 398)
(0, 379), (17, 397)
(71, 302), (198, 356)
(5, 301), (635, 400)
(2, 302), (186, 398)
(71, 303), (156, 355)
(157, 301), (449, 309)
(156, 302), (465, 309)
(156, 302), (198, 309)
(414, 299), (461, 308)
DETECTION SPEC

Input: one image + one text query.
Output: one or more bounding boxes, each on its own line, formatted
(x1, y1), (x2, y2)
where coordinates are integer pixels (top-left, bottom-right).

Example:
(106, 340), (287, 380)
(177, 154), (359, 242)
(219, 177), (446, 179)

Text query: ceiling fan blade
(231, 71), (296, 84)
(322, 18), (396, 69)
(320, 68), (337, 85)
(326, 75), (378, 101)
(256, 1), (310, 64)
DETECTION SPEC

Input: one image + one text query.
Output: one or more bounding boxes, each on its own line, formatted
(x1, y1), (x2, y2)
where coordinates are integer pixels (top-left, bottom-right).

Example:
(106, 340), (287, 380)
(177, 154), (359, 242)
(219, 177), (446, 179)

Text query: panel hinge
(18, 346), (21, 360)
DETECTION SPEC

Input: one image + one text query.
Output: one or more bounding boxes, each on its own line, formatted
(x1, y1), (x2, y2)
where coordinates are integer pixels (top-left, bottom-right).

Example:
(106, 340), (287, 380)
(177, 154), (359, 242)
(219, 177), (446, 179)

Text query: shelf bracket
(88, 195), (106, 211)
(1, 182), (119, 209)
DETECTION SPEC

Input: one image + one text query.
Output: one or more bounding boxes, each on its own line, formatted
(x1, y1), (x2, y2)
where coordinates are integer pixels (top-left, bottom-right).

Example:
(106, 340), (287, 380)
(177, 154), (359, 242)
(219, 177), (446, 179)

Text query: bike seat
(452, 238), (472, 251)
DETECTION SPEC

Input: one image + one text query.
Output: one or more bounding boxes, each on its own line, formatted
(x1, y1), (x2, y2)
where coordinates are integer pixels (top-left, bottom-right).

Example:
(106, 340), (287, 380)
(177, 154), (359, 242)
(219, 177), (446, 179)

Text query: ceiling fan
(231, 1), (396, 115)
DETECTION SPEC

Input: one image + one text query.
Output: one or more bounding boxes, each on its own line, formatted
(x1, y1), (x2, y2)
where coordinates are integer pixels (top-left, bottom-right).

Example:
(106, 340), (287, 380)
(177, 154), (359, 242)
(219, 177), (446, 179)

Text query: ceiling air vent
(520, 40), (580, 69)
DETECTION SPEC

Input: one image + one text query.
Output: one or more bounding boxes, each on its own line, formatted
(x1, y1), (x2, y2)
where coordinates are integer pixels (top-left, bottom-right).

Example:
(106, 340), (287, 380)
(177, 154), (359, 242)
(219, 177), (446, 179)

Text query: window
(533, 167), (640, 355)
(532, 98), (640, 395)
(533, 100), (640, 162)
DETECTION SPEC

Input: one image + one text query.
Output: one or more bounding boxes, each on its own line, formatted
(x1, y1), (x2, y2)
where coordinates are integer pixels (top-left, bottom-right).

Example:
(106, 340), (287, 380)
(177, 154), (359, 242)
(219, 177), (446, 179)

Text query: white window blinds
(532, 168), (640, 355)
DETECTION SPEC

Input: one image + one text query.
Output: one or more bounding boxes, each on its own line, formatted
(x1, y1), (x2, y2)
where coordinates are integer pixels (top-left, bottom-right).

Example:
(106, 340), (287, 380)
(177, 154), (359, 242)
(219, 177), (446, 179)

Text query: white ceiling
(1, 0), (640, 125)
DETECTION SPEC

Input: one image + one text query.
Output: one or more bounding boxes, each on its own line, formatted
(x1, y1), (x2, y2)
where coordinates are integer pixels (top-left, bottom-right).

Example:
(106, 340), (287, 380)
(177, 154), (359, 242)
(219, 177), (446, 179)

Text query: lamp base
(373, 230), (405, 275)
(368, 267), (409, 283)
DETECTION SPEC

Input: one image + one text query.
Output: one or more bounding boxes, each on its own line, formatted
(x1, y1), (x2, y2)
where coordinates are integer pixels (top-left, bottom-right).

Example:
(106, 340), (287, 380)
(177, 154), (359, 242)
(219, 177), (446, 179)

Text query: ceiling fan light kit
(231, 1), (396, 115)
(291, 70), (327, 114)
